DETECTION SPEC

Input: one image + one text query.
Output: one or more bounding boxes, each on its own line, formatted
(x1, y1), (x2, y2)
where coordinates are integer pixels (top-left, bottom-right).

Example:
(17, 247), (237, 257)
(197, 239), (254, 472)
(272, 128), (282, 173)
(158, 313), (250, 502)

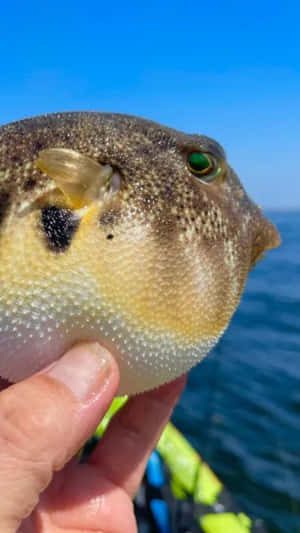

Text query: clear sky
(0, 1), (299, 208)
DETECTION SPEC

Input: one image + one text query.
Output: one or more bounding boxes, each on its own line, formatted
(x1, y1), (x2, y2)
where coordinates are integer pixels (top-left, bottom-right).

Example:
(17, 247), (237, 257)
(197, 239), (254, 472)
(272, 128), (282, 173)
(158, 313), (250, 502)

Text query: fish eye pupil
(188, 152), (211, 172)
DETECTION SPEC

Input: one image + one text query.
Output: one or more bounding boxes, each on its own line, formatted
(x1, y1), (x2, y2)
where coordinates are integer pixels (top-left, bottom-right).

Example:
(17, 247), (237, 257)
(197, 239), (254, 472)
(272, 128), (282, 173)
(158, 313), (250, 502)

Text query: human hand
(0, 343), (186, 533)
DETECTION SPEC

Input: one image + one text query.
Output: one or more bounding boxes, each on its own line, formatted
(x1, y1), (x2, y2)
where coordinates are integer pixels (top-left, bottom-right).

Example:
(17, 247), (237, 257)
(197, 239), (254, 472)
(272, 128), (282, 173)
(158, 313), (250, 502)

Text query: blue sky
(0, 1), (299, 208)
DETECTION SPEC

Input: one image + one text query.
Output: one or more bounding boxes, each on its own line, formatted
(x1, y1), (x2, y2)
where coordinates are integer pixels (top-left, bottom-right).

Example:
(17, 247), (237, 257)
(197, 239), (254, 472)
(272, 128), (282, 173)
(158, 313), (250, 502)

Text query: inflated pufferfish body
(0, 113), (280, 394)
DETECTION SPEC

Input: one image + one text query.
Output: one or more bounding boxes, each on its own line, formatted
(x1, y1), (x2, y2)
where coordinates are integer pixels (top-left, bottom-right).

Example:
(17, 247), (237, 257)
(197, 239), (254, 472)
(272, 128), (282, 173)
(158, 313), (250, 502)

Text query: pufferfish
(0, 112), (280, 395)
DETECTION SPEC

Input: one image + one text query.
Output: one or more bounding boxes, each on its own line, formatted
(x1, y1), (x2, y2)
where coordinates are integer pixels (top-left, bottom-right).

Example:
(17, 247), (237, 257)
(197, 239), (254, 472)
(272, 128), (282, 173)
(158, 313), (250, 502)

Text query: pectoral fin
(36, 148), (113, 209)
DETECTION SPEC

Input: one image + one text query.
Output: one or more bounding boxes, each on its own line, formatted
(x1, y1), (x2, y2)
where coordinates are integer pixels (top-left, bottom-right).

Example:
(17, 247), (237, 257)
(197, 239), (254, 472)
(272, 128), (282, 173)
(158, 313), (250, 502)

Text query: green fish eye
(187, 151), (221, 182)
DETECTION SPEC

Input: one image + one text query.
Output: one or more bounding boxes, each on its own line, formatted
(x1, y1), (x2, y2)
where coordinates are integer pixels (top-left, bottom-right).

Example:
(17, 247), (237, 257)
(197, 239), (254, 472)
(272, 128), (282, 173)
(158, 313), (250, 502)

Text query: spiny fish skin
(0, 112), (280, 395)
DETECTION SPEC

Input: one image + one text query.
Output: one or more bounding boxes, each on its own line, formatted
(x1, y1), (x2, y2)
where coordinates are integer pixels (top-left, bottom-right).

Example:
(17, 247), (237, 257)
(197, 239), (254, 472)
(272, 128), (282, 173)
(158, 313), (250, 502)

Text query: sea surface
(172, 210), (300, 533)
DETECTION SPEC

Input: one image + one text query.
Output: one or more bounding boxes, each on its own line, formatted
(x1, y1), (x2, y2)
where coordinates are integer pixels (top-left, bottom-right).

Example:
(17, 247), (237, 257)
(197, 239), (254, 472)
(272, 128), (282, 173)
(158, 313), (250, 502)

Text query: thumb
(0, 342), (119, 533)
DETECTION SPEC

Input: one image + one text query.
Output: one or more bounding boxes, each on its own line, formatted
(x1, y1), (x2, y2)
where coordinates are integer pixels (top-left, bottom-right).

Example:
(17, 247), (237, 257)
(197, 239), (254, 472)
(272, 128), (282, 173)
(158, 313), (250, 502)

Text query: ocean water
(172, 211), (300, 533)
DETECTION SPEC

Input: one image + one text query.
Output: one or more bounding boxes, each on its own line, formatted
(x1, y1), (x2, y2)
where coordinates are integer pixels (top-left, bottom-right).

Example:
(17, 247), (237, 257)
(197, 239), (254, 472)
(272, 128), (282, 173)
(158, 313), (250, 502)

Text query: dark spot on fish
(0, 191), (10, 225)
(24, 178), (37, 191)
(34, 141), (44, 152)
(106, 233), (114, 240)
(10, 155), (18, 164)
(41, 206), (79, 252)
(164, 184), (173, 199)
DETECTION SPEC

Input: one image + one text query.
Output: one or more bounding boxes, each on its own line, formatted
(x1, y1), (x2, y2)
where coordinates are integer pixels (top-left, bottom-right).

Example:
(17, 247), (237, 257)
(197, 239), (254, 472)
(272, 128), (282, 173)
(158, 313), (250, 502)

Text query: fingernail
(46, 343), (112, 401)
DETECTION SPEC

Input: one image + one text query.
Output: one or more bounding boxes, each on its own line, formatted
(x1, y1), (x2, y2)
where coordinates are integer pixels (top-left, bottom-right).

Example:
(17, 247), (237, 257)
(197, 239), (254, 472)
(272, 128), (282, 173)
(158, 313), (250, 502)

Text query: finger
(89, 375), (186, 498)
(0, 342), (119, 532)
(35, 463), (138, 533)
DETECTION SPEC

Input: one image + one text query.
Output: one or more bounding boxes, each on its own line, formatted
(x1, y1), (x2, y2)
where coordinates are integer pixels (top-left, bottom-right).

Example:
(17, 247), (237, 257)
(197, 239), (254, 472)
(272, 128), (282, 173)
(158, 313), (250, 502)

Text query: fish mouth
(251, 215), (281, 267)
